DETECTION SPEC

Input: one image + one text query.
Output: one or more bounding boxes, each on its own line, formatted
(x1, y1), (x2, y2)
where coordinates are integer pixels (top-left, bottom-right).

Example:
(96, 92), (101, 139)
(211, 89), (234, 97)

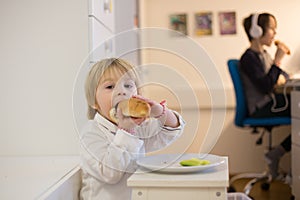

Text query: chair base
(229, 171), (272, 196)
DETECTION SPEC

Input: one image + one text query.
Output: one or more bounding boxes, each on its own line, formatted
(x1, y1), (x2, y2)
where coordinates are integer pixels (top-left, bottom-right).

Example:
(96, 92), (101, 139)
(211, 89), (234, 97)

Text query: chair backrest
(227, 59), (248, 127)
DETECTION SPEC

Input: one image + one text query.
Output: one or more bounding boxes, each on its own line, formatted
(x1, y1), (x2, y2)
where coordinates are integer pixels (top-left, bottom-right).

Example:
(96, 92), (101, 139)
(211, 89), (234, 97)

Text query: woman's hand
(274, 41), (290, 66)
(276, 74), (287, 85)
(275, 40), (290, 55)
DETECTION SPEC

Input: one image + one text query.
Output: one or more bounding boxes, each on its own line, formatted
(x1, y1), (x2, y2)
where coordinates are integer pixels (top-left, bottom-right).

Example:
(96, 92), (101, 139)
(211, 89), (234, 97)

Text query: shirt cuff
(162, 110), (185, 131)
(113, 129), (144, 153)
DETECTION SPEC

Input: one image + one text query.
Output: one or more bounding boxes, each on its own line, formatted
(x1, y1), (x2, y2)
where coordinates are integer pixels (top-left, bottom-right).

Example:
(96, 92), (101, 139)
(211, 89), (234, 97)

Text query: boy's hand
(116, 104), (145, 134)
(132, 95), (165, 118)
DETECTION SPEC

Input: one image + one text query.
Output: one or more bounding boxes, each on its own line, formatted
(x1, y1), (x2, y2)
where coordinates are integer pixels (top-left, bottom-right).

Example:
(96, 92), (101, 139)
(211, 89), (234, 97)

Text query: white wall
(139, 0), (298, 173)
(0, 0), (89, 155)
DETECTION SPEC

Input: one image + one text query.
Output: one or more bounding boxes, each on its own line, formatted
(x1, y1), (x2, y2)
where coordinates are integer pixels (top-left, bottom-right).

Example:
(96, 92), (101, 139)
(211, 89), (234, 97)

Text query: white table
(127, 156), (228, 200)
(0, 156), (80, 200)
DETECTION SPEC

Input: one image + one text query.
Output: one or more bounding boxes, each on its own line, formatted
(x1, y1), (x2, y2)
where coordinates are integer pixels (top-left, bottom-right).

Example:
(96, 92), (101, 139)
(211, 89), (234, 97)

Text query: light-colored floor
(230, 178), (292, 200)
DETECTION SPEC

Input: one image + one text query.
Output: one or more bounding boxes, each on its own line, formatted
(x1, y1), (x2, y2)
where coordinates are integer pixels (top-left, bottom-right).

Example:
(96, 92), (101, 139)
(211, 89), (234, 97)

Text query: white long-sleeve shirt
(79, 112), (185, 200)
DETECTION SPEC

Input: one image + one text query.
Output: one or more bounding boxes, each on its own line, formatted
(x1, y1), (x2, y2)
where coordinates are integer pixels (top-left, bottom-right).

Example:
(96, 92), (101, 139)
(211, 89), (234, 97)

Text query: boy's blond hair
(85, 58), (140, 119)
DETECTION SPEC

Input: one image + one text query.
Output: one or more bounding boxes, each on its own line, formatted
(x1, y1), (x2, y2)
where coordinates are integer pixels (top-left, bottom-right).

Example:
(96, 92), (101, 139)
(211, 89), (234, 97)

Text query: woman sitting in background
(239, 12), (291, 180)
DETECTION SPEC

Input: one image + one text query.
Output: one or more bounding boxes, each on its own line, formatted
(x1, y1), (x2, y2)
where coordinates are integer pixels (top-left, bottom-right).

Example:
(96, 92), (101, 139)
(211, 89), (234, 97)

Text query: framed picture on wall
(169, 14), (188, 36)
(194, 12), (213, 36)
(218, 11), (236, 35)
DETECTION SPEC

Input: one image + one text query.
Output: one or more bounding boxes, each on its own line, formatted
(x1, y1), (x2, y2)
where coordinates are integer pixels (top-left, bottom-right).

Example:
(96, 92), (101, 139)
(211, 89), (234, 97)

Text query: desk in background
(291, 90), (300, 199)
(127, 157), (228, 200)
(274, 80), (300, 199)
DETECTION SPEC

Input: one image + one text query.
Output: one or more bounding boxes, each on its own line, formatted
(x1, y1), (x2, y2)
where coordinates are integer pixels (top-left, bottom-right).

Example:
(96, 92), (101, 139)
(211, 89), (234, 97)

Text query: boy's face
(95, 68), (138, 123)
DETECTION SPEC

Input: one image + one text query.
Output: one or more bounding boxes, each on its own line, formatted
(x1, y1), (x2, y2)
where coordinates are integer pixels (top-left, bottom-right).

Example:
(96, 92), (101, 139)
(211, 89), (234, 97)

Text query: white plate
(136, 153), (225, 173)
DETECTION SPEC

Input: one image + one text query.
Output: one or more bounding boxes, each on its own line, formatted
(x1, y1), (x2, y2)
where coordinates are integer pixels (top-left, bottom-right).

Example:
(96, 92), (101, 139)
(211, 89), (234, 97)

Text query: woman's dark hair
(243, 13), (276, 41)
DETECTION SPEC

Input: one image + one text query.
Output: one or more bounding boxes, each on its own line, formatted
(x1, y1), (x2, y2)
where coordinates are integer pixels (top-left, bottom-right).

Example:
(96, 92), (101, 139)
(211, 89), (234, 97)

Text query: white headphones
(249, 13), (263, 38)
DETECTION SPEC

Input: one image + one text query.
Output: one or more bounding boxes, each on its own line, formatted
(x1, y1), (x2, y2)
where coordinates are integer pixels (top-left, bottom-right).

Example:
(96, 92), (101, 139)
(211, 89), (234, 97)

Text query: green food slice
(179, 158), (211, 166)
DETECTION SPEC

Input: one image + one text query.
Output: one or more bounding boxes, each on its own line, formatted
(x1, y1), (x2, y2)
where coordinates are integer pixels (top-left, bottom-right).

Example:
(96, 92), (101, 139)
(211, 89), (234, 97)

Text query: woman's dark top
(239, 48), (283, 115)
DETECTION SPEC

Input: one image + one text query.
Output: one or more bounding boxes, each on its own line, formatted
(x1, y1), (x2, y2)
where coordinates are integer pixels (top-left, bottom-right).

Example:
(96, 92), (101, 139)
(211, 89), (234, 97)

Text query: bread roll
(118, 98), (150, 118)
(275, 40), (291, 55)
(109, 98), (150, 123)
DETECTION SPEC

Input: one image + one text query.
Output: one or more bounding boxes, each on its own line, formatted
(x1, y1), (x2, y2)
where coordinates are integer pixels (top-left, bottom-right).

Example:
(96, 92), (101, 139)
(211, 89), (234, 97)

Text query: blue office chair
(227, 59), (291, 196)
